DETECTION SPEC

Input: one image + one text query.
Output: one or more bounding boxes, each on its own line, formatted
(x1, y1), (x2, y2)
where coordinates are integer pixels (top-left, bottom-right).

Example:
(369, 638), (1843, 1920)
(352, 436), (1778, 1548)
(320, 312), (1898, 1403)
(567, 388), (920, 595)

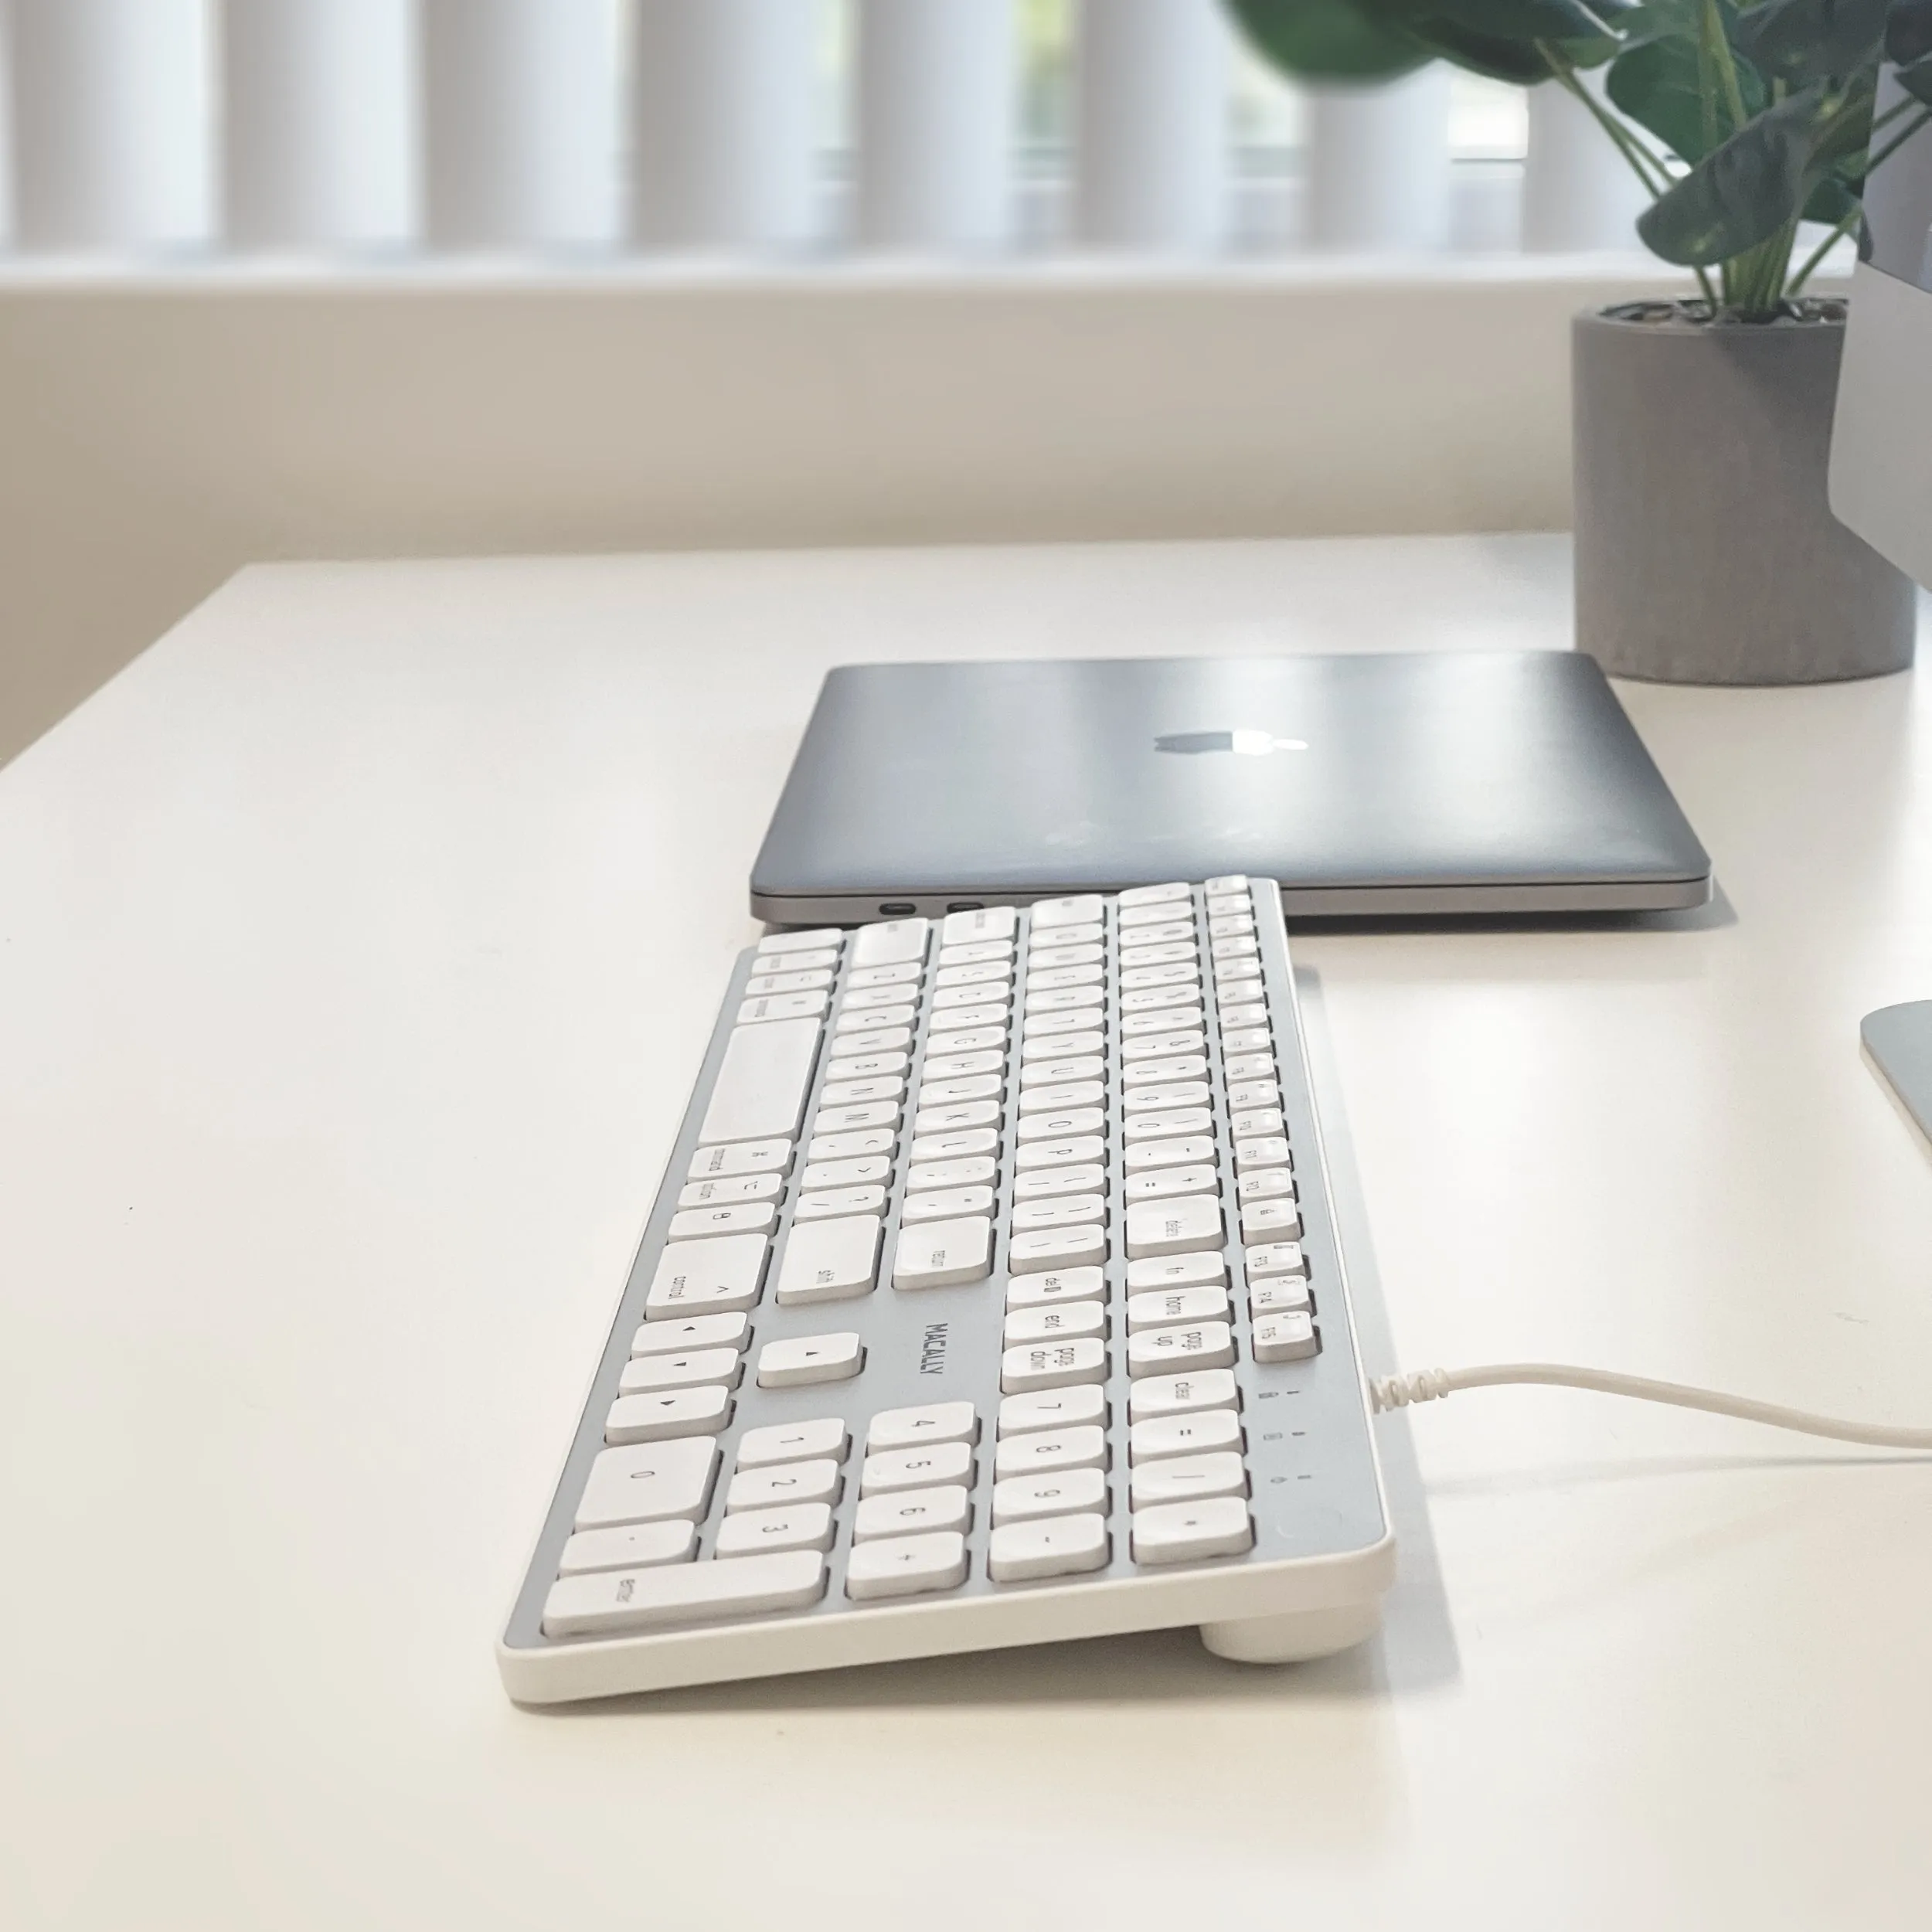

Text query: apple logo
(1155, 730), (1310, 756)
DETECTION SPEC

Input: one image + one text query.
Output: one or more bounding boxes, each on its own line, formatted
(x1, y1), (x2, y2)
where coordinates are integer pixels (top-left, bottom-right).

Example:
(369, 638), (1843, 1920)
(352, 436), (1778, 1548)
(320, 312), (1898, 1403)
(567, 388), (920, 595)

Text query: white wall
(0, 261), (1763, 770)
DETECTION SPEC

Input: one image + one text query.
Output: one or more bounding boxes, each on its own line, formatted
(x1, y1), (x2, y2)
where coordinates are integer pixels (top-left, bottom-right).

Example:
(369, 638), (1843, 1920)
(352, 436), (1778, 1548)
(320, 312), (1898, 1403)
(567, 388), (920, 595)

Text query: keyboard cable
(1369, 1364), (1932, 1449)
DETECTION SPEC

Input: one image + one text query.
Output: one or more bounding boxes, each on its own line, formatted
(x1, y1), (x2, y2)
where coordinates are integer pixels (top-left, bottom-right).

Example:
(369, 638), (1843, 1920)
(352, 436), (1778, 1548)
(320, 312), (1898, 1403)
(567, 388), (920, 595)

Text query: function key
(942, 906), (1019, 945)
(1253, 1311), (1320, 1362)
(1249, 1276), (1312, 1317)
(1030, 895), (1107, 929)
(1118, 881), (1193, 906)
(1245, 1240), (1308, 1279)
(1203, 875), (1250, 899)
(852, 918), (930, 967)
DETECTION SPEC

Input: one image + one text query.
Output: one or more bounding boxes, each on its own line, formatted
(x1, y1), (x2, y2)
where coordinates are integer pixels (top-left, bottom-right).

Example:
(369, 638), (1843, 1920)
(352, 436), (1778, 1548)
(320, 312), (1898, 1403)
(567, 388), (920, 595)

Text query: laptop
(749, 652), (1712, 923)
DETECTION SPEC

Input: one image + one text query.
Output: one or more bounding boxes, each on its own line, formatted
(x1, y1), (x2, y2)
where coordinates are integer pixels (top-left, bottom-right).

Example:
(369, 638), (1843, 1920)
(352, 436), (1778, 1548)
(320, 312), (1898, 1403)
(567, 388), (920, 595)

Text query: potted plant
(1229, 0), (1932, 682)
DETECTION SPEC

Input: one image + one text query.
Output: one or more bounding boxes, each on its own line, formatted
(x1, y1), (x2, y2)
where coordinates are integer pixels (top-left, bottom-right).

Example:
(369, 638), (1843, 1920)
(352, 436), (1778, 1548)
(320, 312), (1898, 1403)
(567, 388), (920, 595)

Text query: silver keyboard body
(499, 879), (1393, 1702)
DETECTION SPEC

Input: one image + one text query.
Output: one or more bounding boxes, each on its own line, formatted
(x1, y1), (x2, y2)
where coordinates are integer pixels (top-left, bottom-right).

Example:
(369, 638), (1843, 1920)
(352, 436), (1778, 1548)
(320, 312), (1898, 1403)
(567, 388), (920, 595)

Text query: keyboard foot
(1198, 1601), (1381, 1665)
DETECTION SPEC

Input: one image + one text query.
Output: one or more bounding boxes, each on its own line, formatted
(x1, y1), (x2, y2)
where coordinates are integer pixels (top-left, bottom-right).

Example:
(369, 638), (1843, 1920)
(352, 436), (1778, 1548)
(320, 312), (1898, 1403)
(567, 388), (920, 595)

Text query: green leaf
(1886, 0), (1932, 63)
(1636, 83), (1826, 259)
(1395, 16), (1573, 77)
(1608, 30), (1767, 158)
(1423, 0), (1634, 39)
(1730, 0), (1889, 81)
(1223, 0), (1433, 80)
(1802, 168), (1862, 219)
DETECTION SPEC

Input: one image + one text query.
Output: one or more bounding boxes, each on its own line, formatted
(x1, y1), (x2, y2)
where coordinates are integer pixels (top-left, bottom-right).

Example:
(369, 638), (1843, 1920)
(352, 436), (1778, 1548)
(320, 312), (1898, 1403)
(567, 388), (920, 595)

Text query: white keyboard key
(1130, 1410), (1243, 1462)
(1226, 1074), (1280, 1106)
(1027, 985), (1104, 1014)
(631, 1311), (749, 1357)
(1042, 923), (1103, 949)
(861, 1439), (975, 1494)
(725, 1458), (843, 1512)
(757, 1332), (864, 1389)
(760, 927), (844, 957)
(1121, 1080), (1209, 1113)
(1008, 1225), (1107, 1274)
(1223, 1052), (1277, 1082)
(1120, 985), (1203, 1016)
(1126, 1284), (1230, 1332)
(913, 1099), (1000, 1135)
(1121, 918), (1193, 946)
(754, 945), (839, 973)
(1237, 1168), (1295, 1205)
(820, 1075), (906, 1108)
(1250, 1276), (1312, 1317)
(917, 1074), (1002, 1107)
(1003, 1301), (1107, 1345)
(1245, 1240), (1307, 1278)
(736, 1416), (850, 1466)
(935, 961), (1012, 990)
(776, 1214), (882, 1305)
(1119, 963), (1200, 992)
(1121, 1031), (1206, 1062)
(852, 917), (930, 966)
(559, 1519), (696, 1575)
(1233, 1110), (1288, 1142)
(1010, 1192), (1107, 1233)
(808, 1127), (897, 1162)
(801, 1155), (893, 1190)
(576, 1437), (720, 1528)
(1124, 1195), (1222, 1259)
(1019, 1053), (1104, 1087)
(929, 1003), (1009, 1034)
(1012, 1162), (1106, 1202)
(543, 1550), (825, 1636)
(992, 1466), (1107, 1525)
(618, 1348), (743, 1396)
(993, 1424), (1107, 1477)
(892, 1216), (993, 1289)
(1233, 1135), (1293, 1171)
(1020, 1031), (1105, 1063)
(1001, 1335), (1107, 1394)
(1122, 1054), (1208, 1086)
(738, 991), (829, 1026)
(1031, 893), (1106, 928)
(1026, 964), (1105, 992)
(836, 1002), (916, 1032)
(669, 1201), (777, 1240)
(1122, 1109), (1214, 1142)
(1215, 957), (1263, 985)
(942, 906), (1018, 944)
(901, 1184), (996, 1223)
(815, 1100), (902, 1134)
(1025, 1009), (1106, 1041)
(1122, 1165), (1219, 1204)
(866, 1401), (979, 1451)
(746, 968), (835, 996)
(1000, 1383), (1107, 1434)
(1129, 1368), (1239, 1421)
(1125, 1251), (1226, 1292)
(1213, 936), (1260, 962)
(1205, 874), (1249, 896)
(1209, 913), (1256, 940)
(1128, 1321), (1235, 1377)
(1122, 1011), (1206, 1040)
(1019, 1080), (1104, 1115)
(1242, 1199), (1303, 1242)
(1005, 1264), (1107, 1309)
(1131, 1497), (1253, 1566)
(905, 1155), (997, 1191)
(938, 937), (1015, 966)
(679, 1172), (784, 1210)
(1016, 1108), (1106, 1143)
(645, 1233), (769, 1318)
(845, 1530), (968, 1600)
(934, 983), (1009, 1015)
(1027, 943), (1104, 971)
(713, 1502), (836, 1556)
(1220, 1004), (1268, 1032)
(699, 1017), (821, 1145)
(828, 1026), (913, 1058)
(845, 962), (923, 991)
(1130, 1451), (1247, 1509)
(604, 1386), (735, 1444)
(910, 1128), (1000, 1162)
(1253, 1310), (1320, 1362)
(1120, 881), (1192, 906)
(793, 1185), (889, 1223)
(853, 1484), (972, 1542)
(1013, 1135), (1107, 1172)
(688, 1138), (793, 1181)
(988, 1513), (1110, 1582)
(1119, 941), (1197, 968)
(923, 1049), (1005, 1080)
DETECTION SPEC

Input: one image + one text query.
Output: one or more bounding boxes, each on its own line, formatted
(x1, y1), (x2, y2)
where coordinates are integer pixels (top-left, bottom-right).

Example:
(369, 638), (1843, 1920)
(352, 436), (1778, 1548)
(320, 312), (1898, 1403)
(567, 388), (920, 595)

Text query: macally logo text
(918, 1323), (949, 1376)
(1155, 730), (1309, 757)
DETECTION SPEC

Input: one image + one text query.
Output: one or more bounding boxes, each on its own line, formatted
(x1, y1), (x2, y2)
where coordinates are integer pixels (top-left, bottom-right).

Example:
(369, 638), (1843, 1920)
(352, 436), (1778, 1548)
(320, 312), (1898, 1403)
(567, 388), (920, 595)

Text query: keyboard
(498, 877), (1393, 1702)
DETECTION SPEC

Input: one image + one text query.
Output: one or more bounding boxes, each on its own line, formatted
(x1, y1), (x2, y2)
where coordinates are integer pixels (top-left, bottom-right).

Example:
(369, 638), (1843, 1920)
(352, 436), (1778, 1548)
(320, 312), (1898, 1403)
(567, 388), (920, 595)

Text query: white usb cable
(1369, 1363), (1932, 1450)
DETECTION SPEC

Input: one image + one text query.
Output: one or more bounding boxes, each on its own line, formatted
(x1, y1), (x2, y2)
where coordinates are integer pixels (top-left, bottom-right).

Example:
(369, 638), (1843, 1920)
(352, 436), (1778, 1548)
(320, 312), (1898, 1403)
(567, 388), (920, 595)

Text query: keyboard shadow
(533, 968), (1462, 1722)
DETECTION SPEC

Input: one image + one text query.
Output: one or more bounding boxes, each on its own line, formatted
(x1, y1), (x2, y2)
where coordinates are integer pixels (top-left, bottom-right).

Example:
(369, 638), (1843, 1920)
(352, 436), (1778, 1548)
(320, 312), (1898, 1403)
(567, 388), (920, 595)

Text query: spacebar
(543, 1552), (827, 1637)
(699, 1017), (821, 1145)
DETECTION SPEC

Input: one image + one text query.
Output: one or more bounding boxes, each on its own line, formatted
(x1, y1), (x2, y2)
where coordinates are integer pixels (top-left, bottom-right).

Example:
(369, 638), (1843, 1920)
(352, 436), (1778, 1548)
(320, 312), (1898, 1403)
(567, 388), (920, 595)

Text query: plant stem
(1787, 200), (1862, 295)
(1537, 43), (1672, 197)
(1702, 0), (1750, 137)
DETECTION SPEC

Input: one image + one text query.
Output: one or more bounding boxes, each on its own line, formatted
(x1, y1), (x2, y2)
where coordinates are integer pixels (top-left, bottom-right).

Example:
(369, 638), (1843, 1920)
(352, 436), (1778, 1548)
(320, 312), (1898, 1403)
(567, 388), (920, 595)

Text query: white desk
(4, 535), (1931, 1930)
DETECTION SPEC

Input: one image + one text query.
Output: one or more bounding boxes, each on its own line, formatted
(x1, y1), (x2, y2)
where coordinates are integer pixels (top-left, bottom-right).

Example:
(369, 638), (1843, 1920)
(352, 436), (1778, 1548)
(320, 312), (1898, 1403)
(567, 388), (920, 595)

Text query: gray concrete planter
(1572, 301), (1916, 685)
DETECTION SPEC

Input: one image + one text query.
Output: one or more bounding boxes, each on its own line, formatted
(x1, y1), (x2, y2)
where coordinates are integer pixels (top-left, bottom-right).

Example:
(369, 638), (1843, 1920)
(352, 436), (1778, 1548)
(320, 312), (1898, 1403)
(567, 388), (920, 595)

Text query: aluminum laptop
(750, 652), (1712, 923)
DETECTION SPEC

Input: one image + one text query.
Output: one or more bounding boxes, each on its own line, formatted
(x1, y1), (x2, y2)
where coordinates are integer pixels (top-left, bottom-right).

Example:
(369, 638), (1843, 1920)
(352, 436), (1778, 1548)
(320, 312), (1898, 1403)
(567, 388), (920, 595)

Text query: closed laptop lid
(750, 653), (1711, 917)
